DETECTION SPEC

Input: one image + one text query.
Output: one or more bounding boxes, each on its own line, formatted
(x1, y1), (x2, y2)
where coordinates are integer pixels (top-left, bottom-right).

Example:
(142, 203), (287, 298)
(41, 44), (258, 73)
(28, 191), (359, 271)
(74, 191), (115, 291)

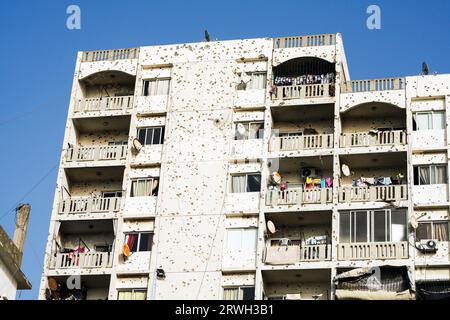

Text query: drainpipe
(13, 203), (31, 267)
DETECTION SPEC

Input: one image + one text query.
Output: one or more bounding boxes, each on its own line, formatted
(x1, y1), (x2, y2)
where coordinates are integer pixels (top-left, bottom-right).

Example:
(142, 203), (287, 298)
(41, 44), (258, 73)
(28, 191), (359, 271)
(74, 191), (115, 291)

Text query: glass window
(339, 212), (350, 243)
(223, 286), (255, 300)
(137, 127), (165, 145)
(124, 232), (154, 252)
(237, 72), (266, 91)
(118, 289), (147, 300)
(373, 210), (388, 242)
(234, 122), (264, 140)
(138, 233), (153, 252)
(231, 174), (261, 193)
(391, 210), (407, 242)
(226, 229), (257, 251)
(131, 178), (159, 197)
(354, 211), (368, 242)
(417, 222), (449, 241)
(415, 165), (447, 185)
(414, 111), (445, 130)
(242, 287), (255, 300)
(142, 79), (170, 96)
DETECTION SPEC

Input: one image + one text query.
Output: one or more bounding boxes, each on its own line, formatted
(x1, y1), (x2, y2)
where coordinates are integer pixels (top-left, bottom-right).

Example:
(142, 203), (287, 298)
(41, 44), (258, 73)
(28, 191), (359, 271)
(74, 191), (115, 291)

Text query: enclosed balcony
(44, 275), (110, 300)
(266, 156), (333, 208)
(337, 208), (409, 261)
(263, 211), (331, 265)
(338, 153), (408, 203)
(49, 220), (115, 270)
(340, 102), (407, 149)
(66, 116), (130, 165)
(75, 70), (136, 114)
(263, 269), (331, 300)
(271, 57), (335, 101)
(269, 104), (334, 154)
(59, 166), (124, 217)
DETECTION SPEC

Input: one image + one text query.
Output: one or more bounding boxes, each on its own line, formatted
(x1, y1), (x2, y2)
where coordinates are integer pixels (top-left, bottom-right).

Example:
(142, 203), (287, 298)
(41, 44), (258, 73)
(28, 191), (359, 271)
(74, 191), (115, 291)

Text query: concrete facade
(39, 33), (450, 300)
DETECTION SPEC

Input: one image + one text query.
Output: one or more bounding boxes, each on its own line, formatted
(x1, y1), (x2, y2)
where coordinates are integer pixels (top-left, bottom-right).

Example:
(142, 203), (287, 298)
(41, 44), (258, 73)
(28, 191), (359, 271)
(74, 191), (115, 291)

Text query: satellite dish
(341, 164), (351, 177)
(272, 171), (282, 184)
(122, 244), (131, 257)
(409, 213), (418, 229)
(237, 123), (247, 135)
(267, 220), (276, 234)
(132, 138), (143, 152)
(48, 277), (58, 291)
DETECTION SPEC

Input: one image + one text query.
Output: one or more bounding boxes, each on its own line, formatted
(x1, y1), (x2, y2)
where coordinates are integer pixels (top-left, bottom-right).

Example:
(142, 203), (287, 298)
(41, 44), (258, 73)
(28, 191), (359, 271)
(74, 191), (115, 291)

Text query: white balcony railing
(66, 145), (127, 162)
(270, 134), (333, 152)
(338, 185), (407, 203)
(51, 251), (113, 269)
(340, 130), (406, 148)
(266, 187), (332, 206)
(58, 197), (121, 215)
(273, 34), (336, 48)
(82, 48), (139, 62)
(264, 244), (331, 265)
(337, 242), (408, 260)
(74, 96), (134, 113)
(341, 77), (405, 93)
(272, 83), (335, 100)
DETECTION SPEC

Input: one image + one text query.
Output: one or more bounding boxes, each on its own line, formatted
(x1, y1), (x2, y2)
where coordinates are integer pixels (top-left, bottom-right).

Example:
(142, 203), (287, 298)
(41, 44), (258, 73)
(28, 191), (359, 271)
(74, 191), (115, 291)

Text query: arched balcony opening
(271, 57), (336, 100)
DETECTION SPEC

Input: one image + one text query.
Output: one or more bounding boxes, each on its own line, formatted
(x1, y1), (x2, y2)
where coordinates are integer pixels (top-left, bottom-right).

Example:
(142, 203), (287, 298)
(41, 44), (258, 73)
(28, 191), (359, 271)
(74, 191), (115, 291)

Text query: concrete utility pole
(13, 203), (31, 266)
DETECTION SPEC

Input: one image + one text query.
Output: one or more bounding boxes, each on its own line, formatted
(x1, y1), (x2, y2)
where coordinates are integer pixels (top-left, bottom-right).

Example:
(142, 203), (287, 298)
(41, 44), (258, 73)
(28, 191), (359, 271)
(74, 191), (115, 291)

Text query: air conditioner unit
(418, 239), (438, 253)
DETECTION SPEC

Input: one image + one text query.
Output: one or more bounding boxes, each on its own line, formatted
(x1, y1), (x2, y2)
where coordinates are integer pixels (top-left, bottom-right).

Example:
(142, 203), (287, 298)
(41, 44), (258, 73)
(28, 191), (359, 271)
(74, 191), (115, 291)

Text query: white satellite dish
(341, 164), (351, 177)
(267, 220), (276, 234)
(409, 212), (419, 229)
(237, 123), (247, 135)
(272, 171), (282, 184)
(132, 138), (143, 152)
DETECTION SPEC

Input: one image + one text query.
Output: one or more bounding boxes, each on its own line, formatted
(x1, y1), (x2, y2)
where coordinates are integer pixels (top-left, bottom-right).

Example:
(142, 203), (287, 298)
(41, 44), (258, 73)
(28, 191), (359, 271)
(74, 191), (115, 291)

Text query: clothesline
(274, 73), (335, 86)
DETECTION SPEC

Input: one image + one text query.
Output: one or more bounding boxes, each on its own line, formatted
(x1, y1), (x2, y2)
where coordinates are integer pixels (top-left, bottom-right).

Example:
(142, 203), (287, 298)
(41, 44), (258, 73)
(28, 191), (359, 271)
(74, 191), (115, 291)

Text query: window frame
(414, 164), (447, 185)
(117, 288), (148, 300)
(413, 110), (445, 130)
(236, 72), (267, 91)
(223, 286), (255, 300)
(230, 173), (261, 193)
(142, 78), (171, 96)
(137, 126), (165, 145)
(234, 121), (264, 140)
(124, 232), (154, 252)
(416, 221), (450, 241)
(225, 228), (257, 251)
(130, 177), (159, 197)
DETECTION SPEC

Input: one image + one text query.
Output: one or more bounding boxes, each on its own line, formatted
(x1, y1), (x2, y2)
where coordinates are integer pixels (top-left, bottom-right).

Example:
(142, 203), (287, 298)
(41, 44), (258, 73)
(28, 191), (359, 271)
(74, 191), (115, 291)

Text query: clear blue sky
(0, 0), (448, 300)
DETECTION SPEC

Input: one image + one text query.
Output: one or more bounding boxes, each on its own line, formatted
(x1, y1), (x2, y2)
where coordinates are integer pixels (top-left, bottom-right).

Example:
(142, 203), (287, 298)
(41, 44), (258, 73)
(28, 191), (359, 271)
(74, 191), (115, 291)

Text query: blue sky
(0, 0), (448, 299)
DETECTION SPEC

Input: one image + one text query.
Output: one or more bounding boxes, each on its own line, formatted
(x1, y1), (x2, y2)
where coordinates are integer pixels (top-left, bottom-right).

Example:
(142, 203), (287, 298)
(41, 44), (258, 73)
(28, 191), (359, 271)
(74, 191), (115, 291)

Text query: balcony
(273, 34), (336, 49)
(264, 244), (331, 265)
(82, 48), (139, 62)
(44, 275), (110, 300)
(270, 133), (333, 152)
(74, 96), (134, 113)
(338, 185), (407, 203)
(340, 130), (406, 148)
(341, 77), (405, 93)
(266, 187), (332, 206)
(337, 242), (408, 260)
(66, 145), (127, 162)
(58, 196), (121, 215)
(271, 83), (335, 100)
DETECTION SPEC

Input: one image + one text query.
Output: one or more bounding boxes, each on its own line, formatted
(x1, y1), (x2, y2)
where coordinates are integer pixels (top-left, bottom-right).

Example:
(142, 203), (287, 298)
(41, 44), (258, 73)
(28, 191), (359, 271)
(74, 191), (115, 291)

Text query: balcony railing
(50, 251), (113, 269)
(58, 197), (121, 215)
(274, 34), (336, 48)
(264, 244), (331, 265)
(272, 83), (335, 100)
(338, 185), (407, 203)
(74, 96), (134, 113)
(266, 187), (332, 206)
(270, 134), (333, 152)
(341, 77), (405, 93)
(81, 48), (139, 62)
(66, 145), (127, 162)
(337, 242), (408, 260)
(340, 130), (407, 148)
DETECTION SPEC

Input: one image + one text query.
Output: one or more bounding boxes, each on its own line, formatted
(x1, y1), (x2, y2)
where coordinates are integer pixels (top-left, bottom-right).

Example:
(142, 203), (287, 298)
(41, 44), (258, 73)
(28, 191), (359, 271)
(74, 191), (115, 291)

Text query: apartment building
(39, 33), (450, 300)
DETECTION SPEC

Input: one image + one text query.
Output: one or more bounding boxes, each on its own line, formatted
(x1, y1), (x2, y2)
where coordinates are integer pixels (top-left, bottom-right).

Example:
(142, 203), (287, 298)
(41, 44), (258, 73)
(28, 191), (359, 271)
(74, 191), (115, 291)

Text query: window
(142, 78), (170, 96)
(236, 72), (267, 90)
(131, 178), (159, 197)
(223, 286), (255, 300)
(234, 122), (264, 140)
(94, 244), (112, 252)
(102, 191), (122, 198)
(413, 111), (445, 130)
(226, 228), (257, 251)
(416, 221), (449, 241)
(108, 141), (128, 146)
(124, 232), (154, 252)
(117, 289), (147, 300)
(231, 174), (261, 193)
(137, 127), (165, 145)
(339, 209), (407, 243)
(414, 165), (447, 185)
